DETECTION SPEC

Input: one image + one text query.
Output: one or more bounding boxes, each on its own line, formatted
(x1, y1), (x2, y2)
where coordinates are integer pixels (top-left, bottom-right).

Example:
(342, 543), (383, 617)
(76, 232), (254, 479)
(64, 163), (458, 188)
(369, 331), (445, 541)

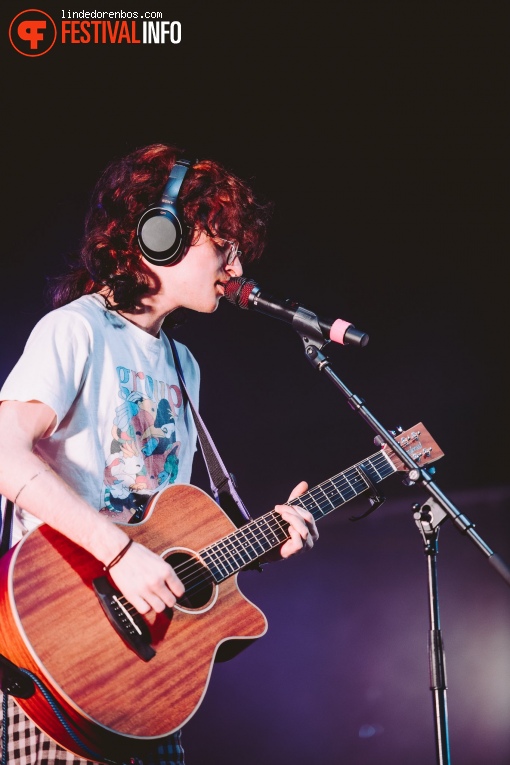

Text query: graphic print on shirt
(102, 365), (183, 517)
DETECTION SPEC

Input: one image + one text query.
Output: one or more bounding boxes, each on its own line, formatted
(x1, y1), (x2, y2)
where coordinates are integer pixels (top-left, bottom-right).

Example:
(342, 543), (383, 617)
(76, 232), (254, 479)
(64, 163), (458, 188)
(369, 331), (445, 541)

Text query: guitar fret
(266, 514), (289, 541)
(231, 530), (258, 565)
(378, 450), (396, 473)
(343, 471), (360, 494)
(304, 491), (325, 516)
(256, 517), (273, 541)
(325, 479), (351, 500)
(236, 528), (262, 561)
(334, 479), (358, 502)
(297, 494), (326, 518)
(315, 483), (335, 501)
(205, 543), (238, 581)
(345, 467), (368, 490)
(231, 527), (264, 566)
(256, 516), (282, 547)
(200, 550), (228, 582)
(329, 475), (355, 502)
(364, 455), (391, 482)
(357, 464), (378, 487)
(202, 541), (248, 582)
(219, 536), (250, 569)
(251, 520), (273, 551)
(316, 485), (336, 512)
(242, 526), (267, 558)
(308, 487), (336, 516)
(376, 455), (396, 478)
(292, 496), (313, 513)
(212, 541), (237, 574)
(366, 460), (383, 481)
(374, 452), (393, 473)
(336, 471), (359, 490)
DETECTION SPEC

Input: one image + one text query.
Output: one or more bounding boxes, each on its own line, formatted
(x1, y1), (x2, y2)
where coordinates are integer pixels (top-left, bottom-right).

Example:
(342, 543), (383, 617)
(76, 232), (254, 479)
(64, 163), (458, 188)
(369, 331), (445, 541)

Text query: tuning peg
(388, 426), (403, 437)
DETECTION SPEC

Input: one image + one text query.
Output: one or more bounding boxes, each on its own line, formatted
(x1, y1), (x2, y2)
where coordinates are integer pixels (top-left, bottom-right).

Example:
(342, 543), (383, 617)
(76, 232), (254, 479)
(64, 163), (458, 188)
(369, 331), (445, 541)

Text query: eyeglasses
(210, 235), (242, 265)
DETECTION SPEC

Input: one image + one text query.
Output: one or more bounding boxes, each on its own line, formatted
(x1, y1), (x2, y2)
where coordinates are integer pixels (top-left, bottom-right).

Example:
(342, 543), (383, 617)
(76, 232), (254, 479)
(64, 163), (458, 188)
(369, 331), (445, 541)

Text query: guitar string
(117, 512), (293, 614)
(133, 453), (394, 601)
(164, 459), (382, 587)
(150, 453), (391, 592)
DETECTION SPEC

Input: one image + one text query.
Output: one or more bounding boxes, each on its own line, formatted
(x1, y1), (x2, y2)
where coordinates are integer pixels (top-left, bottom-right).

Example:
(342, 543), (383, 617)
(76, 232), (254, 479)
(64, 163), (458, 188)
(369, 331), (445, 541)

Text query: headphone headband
(161, 160), (191, 205)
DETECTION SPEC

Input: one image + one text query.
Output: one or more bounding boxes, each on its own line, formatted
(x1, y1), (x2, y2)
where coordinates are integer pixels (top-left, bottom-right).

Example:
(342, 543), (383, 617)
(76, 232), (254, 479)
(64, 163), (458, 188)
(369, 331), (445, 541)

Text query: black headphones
(137, 158), (192, 266)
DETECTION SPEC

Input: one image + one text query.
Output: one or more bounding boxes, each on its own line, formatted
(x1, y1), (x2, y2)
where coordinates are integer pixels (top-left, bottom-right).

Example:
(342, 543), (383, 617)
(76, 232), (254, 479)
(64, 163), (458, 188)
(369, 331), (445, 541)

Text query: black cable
(2, 691), (8, 765)
(10, 669), (121, 765)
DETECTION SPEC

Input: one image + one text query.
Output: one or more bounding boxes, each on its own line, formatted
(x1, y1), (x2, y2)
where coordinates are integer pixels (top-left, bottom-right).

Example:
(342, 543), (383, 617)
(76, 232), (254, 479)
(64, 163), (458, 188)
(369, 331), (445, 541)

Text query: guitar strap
(169, 337), (253, 528)
(0, 497), (14, 557)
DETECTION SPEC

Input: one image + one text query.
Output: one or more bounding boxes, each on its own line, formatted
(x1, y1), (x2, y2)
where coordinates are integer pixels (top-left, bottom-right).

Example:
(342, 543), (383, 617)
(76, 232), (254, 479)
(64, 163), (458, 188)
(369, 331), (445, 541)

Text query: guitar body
(0, 484), (267, 763)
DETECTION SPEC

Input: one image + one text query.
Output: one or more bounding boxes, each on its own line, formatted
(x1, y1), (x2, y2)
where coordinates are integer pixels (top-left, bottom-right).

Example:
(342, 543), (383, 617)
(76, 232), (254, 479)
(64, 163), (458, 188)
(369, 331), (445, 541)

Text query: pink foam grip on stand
(330, 318), (353, 345)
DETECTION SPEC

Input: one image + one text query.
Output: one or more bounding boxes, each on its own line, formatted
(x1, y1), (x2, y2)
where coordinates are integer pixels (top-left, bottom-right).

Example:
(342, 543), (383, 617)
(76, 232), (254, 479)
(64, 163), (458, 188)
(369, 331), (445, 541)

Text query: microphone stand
(291, 307), (510, 765)
(413, 498), (451, 765)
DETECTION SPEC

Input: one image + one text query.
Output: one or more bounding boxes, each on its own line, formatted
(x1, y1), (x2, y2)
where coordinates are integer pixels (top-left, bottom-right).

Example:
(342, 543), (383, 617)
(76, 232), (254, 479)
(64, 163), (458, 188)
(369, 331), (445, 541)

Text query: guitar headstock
(382, 422), (444, 472)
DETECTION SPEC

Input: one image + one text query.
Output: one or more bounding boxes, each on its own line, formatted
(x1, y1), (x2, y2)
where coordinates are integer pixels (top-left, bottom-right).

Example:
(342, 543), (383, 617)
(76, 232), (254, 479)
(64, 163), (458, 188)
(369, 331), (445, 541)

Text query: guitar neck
(199, 449), (396, 583)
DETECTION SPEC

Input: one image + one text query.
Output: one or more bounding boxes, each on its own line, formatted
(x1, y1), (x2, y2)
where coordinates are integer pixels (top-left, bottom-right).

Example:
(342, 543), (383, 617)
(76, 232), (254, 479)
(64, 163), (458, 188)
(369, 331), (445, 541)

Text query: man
(0, 143), (318, 765)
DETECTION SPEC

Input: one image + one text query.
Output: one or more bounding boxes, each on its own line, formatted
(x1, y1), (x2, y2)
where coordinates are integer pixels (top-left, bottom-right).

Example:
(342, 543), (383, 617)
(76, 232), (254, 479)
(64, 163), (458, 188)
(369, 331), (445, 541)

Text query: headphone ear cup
(137, 207), (185, 266)
(137, 158), (193, 266)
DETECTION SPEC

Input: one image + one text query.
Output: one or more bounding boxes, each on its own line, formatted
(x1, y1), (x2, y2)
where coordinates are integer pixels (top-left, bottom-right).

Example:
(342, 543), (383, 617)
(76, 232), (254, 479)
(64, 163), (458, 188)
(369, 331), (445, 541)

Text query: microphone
(223, 277), (369, 347)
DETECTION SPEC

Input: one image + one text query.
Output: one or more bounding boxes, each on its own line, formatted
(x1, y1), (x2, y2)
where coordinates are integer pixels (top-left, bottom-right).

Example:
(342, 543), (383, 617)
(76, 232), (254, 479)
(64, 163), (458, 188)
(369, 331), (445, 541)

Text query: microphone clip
(292, 307), (332, 370)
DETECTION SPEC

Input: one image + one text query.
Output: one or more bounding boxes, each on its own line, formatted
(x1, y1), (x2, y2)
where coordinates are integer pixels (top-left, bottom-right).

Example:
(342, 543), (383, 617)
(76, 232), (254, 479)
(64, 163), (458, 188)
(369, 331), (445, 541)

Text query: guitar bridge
(92, 577), (155, 662)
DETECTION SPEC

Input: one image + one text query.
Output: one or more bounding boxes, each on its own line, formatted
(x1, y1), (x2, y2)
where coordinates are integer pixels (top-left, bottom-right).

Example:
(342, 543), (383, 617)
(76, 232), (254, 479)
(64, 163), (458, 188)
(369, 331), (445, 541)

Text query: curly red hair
(50, 143), (272, 311)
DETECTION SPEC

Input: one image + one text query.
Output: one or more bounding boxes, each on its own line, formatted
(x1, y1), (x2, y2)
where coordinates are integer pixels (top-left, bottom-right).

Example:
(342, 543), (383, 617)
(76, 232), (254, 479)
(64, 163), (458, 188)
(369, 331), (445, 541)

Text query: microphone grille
(224, 277), (257, 309)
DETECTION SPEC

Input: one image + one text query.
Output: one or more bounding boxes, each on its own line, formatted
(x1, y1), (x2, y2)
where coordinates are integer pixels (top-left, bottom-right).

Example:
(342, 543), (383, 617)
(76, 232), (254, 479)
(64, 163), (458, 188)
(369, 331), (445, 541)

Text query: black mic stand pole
(413, 498), (451, 765)
(291, 307), (510, 765)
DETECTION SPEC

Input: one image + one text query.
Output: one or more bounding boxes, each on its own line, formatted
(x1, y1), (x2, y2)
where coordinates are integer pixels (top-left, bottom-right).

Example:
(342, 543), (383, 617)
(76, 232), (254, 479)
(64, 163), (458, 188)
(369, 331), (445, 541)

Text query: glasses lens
(226, 242), (238, 264)
(212, 236), (240, 264)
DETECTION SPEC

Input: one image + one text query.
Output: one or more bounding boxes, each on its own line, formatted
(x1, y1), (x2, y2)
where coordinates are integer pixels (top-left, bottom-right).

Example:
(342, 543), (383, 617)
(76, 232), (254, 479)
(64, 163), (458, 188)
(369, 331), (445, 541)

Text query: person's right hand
(109, 541), (185, 614)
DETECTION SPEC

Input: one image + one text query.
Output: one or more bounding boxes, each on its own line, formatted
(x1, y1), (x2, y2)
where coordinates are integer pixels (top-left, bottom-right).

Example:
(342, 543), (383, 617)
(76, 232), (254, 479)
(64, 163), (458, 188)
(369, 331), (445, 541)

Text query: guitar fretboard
(199, 449), (396, 583)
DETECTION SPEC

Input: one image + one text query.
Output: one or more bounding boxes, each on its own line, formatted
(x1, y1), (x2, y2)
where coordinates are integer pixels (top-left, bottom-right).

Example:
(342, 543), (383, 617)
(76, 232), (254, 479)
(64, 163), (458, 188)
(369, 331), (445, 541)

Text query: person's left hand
(261, 481), (319, 563)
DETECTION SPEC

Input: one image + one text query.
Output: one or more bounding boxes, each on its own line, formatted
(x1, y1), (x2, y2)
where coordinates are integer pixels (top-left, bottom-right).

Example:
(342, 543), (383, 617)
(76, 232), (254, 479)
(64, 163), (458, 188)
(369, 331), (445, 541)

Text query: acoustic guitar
(0, 423), (442, 763)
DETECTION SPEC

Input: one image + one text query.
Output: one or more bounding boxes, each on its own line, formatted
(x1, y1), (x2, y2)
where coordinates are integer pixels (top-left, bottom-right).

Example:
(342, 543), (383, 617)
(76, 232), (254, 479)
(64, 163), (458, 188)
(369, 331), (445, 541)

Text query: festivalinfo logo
(9, 9), (57, 57)
(9, 8), (182, 56)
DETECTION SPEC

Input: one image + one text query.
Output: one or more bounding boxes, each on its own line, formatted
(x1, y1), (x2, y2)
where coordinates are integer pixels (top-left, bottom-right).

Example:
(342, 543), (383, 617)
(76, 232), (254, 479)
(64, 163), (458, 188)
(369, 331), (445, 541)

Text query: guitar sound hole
(164, 551), (215, 610)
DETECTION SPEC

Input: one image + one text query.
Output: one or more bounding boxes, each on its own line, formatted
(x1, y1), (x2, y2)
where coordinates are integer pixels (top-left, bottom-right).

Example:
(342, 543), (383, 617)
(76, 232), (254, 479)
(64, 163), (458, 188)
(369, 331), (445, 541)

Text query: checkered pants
(0, 694), (185, 765)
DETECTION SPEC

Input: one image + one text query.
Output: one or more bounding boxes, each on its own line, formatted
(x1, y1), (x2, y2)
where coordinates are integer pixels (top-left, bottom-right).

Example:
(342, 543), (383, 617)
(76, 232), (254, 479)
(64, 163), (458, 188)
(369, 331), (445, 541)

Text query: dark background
(3, 2), (509, 763)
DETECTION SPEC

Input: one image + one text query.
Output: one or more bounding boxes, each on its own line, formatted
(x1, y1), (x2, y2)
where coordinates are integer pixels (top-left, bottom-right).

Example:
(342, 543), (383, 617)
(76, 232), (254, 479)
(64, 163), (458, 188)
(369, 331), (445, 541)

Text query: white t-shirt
(0, 294), (200, 544)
